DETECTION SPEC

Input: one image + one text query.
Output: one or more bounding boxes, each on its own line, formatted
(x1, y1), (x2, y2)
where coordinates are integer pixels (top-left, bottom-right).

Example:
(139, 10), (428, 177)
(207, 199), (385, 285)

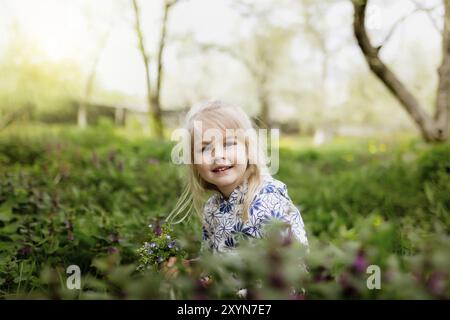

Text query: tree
(192, 1), (296, 128)
(131, 0), (179, 138)
(77, 31), (110, 128)
(352, 0), (450, 142)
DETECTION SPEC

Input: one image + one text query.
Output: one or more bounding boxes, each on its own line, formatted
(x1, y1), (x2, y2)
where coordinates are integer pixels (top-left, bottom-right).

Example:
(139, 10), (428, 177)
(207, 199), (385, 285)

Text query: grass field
(0, 123), (449, 299)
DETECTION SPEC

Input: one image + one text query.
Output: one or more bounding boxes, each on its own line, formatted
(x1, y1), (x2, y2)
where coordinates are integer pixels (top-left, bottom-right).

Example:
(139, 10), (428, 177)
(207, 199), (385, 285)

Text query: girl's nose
(211, 143), (225, 159)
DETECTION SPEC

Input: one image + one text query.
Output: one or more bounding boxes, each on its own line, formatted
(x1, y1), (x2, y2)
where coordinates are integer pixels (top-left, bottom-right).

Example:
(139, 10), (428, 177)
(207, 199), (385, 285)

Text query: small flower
(428, 272), (445, 296)
(147, 249), (153, 255)
(168, 241), (174, 249)
(352, 249), (368, 274)
(108, 247), (118, 254)
(148, 224), (153, 228)
(236, 288), (247, 299)
(18, 246), (33, 257)
(108, 150), (117, 163)
(166, 235), (171, 240)
(67, 231), (75, 241)
(150, 242), (156, 248)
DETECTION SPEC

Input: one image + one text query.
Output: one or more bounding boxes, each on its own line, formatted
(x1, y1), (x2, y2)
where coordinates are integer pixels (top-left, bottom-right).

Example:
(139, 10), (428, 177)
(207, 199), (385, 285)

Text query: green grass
(0, 124), (448, 299)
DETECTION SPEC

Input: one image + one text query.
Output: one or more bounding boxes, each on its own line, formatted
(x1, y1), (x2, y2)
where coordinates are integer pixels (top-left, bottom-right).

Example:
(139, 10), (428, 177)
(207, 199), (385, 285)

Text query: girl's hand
(161, 257), (180, 279)
(161, 257), (198, 279)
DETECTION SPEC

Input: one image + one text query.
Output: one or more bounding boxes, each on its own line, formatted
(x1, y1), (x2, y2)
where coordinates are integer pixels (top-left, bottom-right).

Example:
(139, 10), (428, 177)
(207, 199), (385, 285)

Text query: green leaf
(0, 202), (13, 222)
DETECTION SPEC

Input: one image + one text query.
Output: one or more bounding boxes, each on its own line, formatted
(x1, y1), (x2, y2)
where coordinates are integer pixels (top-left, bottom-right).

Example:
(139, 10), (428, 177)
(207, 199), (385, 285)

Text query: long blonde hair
(166, 100), (269, 224)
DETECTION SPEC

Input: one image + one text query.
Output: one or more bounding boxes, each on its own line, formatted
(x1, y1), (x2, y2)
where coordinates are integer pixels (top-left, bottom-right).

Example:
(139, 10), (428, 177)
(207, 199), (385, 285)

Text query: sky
(0, 0), (444, 109)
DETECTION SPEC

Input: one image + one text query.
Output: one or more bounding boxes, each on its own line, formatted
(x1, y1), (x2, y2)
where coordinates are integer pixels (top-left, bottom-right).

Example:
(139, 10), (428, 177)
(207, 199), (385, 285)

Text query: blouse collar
(215, 178), (248, 206)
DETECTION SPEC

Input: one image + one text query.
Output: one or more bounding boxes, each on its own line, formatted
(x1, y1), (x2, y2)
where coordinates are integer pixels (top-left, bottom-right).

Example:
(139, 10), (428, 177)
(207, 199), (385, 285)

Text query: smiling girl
(167, 100), (308, 255)
(168, 101), (308, 253)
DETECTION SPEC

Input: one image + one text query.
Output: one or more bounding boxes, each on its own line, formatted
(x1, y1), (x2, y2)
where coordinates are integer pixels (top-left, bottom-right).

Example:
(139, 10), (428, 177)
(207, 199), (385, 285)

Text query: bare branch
(377, 1), (444, 52)
(194, 42), (261, 80)
(377, 7), (420, 52)
(352, 0), (439, 141)
(411, 0), (443, 34)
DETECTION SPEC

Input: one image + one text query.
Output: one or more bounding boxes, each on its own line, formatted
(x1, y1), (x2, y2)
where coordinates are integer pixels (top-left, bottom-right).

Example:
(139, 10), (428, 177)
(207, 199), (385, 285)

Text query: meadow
(0, 122), (449, 299)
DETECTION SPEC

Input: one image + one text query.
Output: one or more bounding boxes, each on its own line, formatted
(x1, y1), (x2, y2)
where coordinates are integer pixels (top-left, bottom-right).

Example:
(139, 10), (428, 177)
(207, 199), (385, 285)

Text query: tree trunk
(78, 29), (110, 129)
(435, 0), (450, 140)
(131, 0), (164, 138)
(77, 103), (87, 128)
(352, 0), (449, 143)
(115, 108), (125, 126)
(152, 1), (176, 137)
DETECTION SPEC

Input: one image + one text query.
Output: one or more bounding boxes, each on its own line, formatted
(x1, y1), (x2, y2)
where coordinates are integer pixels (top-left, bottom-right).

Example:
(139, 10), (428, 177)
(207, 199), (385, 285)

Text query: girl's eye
(201, 144), (212, 153)
(224, 140), (237, 148)
(200, 141), (235, 153)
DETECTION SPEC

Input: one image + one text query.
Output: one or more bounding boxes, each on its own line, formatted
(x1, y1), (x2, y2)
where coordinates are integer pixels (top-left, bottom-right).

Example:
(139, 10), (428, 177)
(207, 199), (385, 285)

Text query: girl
(167, 100), (308, 254)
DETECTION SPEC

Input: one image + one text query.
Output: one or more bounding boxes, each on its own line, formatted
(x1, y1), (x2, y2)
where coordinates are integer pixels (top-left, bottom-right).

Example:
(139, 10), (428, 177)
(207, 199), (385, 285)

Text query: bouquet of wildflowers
(136, 222), (187, 272)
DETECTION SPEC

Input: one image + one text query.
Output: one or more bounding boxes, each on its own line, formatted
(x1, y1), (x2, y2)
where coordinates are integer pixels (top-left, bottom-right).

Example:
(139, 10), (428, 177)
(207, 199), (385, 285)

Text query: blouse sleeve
(249, 184), (308, 247)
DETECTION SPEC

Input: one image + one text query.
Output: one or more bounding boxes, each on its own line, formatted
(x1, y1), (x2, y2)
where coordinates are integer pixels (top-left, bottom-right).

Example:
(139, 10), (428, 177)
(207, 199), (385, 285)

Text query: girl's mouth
(212, 165), (233, 173)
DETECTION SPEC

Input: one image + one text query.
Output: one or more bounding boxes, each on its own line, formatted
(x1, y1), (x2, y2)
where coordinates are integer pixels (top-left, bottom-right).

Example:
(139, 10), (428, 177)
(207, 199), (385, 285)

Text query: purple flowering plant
(136, 222), (187, 272)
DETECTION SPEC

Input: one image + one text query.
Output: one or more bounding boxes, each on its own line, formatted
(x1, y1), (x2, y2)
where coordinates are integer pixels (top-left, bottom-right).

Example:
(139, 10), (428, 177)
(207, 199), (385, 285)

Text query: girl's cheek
(196, 150), (212, 165)
(195, 164), (210, 178)
(234, 145), (247, 165)
(203, 153), (215, 165)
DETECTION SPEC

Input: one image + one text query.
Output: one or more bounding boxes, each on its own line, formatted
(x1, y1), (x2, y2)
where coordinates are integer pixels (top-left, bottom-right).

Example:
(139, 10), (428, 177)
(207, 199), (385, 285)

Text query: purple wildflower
(154, 225), (162, 236)
(18, 246), (33, 257)
(352, 249), (368, 274)
(428, 272), (446, 296)
(108, 247), (118, 254)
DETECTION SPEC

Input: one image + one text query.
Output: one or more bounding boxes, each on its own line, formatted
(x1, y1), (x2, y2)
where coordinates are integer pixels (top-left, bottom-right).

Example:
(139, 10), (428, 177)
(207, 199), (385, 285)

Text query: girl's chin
(209, 174), (237, 186)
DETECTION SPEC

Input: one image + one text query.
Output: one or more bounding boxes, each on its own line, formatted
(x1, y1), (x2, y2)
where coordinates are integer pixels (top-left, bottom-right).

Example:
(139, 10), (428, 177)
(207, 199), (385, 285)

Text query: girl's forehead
(197, 131), (239, 143)
(194, 123), (238, 138)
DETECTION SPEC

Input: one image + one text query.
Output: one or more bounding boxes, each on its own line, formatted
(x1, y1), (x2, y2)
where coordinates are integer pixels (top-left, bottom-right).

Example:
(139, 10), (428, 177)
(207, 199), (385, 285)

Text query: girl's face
(194, 128), (248, 198)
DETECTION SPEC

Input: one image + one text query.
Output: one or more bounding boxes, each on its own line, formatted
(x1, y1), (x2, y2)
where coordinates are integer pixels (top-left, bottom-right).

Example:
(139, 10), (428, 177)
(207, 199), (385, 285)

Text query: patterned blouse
(201, 175), (308, 254)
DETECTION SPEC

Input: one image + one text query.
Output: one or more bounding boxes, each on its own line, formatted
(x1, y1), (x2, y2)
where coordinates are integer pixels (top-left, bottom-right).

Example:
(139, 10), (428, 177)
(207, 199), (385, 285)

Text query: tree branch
(377, 7), (420, 52)
(352, 0), (437, 141)
(194, 42), (261, 81)
(411, 0), (443, 34)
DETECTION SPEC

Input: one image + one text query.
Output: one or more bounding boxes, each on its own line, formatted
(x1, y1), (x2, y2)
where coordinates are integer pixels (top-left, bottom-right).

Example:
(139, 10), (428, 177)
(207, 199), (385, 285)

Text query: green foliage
(0, 125), (448, 299)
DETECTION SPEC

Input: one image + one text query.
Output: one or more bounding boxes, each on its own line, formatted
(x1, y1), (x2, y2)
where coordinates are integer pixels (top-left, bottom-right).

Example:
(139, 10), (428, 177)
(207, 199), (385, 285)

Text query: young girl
(167, 100), (308, 255)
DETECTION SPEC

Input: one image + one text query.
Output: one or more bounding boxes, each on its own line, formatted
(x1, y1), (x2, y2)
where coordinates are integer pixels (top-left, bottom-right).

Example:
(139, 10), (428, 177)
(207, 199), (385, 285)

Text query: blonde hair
(166, 100), (269, 224)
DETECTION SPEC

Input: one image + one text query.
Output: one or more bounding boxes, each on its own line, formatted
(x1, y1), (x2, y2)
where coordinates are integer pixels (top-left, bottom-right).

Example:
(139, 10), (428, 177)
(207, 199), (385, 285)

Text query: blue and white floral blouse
(201, 175), (308, 254)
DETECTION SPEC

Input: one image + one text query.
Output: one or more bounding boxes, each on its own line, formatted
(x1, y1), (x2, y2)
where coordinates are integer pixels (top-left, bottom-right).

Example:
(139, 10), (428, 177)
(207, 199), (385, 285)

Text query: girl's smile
(211, 164), (234, 173)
